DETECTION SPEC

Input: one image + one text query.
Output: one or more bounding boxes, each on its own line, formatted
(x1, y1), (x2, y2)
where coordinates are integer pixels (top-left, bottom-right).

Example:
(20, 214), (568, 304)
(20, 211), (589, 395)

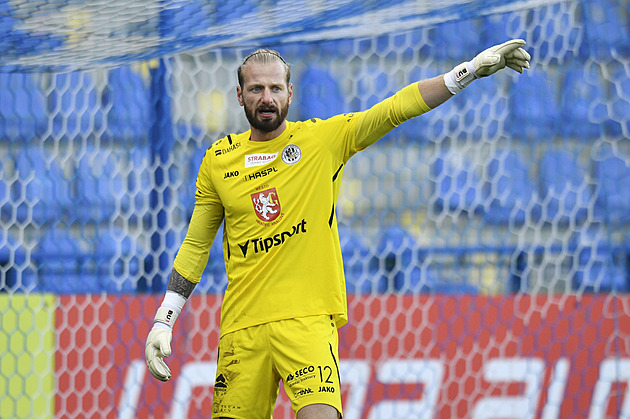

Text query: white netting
(1, 0), (630, 418)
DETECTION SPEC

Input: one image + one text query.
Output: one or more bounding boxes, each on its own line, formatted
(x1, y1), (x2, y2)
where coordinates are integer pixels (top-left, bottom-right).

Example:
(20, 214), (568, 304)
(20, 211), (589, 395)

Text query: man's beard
(244, 101), (289, 133)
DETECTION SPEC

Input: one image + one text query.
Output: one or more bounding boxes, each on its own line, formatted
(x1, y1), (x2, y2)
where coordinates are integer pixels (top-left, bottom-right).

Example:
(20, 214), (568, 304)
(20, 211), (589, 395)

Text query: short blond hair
(237, 49), (291, 87)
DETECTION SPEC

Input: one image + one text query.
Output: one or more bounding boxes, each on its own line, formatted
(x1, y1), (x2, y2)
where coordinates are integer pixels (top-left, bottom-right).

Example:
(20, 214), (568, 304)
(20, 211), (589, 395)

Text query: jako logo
(238, 219), (307, 257)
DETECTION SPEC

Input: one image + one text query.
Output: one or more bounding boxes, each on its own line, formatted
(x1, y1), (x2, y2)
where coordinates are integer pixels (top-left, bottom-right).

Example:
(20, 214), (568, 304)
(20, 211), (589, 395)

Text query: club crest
(282, 144), (302, 165)
(251, 188), (281, 222)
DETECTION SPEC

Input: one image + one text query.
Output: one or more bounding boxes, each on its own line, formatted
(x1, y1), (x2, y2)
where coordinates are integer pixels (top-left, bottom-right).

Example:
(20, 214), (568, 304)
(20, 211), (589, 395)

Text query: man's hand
(473, 39), (531, 77)
(145, 327), (173, 381)
(444, 39), (531, 94)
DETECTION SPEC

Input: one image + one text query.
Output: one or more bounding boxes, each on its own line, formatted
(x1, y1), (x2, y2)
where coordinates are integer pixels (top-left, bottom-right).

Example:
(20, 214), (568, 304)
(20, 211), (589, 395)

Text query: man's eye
(272, 87), (281, 92)
(251, 87), (261, 92)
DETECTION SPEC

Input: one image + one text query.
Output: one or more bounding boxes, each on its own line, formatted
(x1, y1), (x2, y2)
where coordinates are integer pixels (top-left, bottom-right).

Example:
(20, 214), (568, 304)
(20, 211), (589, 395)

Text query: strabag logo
(237, 219), (307, 257)
(251, 188), (281, 222)
(245, 153), (278, 168)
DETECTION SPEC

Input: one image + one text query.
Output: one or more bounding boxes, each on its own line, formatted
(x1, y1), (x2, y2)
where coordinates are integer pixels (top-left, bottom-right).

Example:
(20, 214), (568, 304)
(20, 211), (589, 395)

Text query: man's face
(237, 61), (292, 134)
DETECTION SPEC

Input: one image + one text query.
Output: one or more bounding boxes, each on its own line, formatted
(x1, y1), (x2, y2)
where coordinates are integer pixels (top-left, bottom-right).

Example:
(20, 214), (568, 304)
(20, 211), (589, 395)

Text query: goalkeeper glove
(444, 39), (531, 94)
(145, 291), (187, 382)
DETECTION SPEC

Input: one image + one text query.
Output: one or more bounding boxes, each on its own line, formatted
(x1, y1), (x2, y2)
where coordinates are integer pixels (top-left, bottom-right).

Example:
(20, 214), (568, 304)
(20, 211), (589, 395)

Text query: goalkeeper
(145, 40), (530, 418)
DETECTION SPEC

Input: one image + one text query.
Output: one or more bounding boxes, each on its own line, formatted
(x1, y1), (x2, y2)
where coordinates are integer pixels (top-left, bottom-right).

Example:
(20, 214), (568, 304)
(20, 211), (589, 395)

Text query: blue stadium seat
(339, 225), (378, 294)
(0, 231), (34, 292)
(104, 67), (150, 141)
(583, 0), (630, 58)
(594, 155), (630, 224)
(429, 18), (480, 61)
(92, 231), (140, 293)
(35, 227), (140, 294)
(75, 147), (125, 222)
(559, 68), (608, 139)
(127, 148), (153, 214)
(608, 65), (630, 138)
(507, 69), (560, 141)
(158, 0), (213, 36)
(0, 72), (48, 140)
(34, 228), (99, 294)
(376, 226), (429, 294)
(10, 147), (73, 224)
(432, 151), (486, 215)
(50, 72), (104, 139)
(573, 239), (629, 293)
(297, 67), (345, 120)
(539, 151), (592, 224)
(215, 0), (258, 23)
(485, 150), (539, 225)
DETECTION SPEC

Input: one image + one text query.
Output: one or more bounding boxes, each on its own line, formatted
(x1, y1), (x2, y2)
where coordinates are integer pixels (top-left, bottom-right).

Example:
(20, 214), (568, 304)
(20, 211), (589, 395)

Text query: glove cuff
(153, 291), (187, 329)
(444, 61), (477, 95)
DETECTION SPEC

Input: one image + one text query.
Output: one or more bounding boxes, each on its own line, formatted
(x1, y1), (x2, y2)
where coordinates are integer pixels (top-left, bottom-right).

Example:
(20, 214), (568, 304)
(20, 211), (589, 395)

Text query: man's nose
(261, 88), (273, 103)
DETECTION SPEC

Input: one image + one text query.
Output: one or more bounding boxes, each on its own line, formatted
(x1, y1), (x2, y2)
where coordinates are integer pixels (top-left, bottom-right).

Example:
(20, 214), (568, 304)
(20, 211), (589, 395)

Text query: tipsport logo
(237, 219), (307, 257)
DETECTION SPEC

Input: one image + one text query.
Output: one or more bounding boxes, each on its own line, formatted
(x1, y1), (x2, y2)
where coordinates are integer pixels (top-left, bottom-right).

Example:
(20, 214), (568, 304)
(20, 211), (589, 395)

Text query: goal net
(1, 0), (629, 418)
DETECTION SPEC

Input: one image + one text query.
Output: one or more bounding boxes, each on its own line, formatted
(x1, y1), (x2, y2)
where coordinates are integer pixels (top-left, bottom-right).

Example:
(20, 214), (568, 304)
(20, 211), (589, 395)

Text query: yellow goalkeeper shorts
(211, 314), (342, 419)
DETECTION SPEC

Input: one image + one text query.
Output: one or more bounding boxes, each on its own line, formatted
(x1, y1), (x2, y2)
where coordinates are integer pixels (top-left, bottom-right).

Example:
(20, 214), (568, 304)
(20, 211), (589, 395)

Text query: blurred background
(2, 0), (629, 296)
(1, 0), (629, 417)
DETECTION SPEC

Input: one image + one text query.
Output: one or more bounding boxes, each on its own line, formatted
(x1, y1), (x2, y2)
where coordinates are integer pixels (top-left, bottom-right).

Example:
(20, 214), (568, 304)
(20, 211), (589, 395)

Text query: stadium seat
(159, 0), (213, 36)
(432, 150), (486, 215)
(608, 64), (630, 138)
(376, 225), (428, 294)
(429, 18), (480, 61)
(573, 237), (629, 293)
(297, 67), (345, 120)
(34, 228), (99, 294)
(75, 147), (125, 223)
(0, 72), (48, 140)
(104, 66), (150, 142)
(11, 147), (73, 224)
(539, 150), (592, 224)
(559, 67), (608, 139)
(34, 227), (141, 294)
(127, 147), (153, 214)
(0, 231), (34, 293)
(215, 0), (258, 23)
(507, 69), (561, 142)
(339, 225), (378, 294)
(582, 0), (630, 58)
(50, 72), (104, 139)
(594, 155), (630, 224)
(485, 150), (539, 225)
(92, 231), (141, 293)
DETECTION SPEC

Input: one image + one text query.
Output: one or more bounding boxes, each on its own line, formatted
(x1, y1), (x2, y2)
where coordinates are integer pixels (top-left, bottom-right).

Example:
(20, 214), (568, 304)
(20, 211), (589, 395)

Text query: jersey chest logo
(251, 188), (281, 222)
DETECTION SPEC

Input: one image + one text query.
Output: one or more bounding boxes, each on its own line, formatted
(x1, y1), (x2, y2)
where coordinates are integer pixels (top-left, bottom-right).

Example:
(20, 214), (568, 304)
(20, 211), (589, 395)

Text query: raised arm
(419, 39), (531, 109)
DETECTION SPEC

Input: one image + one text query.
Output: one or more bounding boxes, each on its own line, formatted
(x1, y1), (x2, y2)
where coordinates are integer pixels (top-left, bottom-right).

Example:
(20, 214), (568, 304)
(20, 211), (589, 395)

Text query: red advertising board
(55, 295), (630, 418)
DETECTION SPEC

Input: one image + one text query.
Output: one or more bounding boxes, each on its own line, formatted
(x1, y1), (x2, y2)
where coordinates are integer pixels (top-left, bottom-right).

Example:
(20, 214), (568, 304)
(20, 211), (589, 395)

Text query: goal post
(1, 0), (630, 418)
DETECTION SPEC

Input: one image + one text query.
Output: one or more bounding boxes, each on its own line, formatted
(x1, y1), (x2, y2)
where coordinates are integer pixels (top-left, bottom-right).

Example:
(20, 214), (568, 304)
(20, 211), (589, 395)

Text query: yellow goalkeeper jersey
(173, 82), (430, 336)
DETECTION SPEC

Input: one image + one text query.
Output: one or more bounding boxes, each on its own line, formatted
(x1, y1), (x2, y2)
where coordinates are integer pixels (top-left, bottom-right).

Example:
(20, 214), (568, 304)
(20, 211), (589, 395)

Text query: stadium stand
(539, 150), (592, 224)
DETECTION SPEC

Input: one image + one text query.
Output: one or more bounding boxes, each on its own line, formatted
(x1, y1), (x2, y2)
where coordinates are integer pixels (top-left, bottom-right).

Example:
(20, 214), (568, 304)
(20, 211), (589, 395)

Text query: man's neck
(249, 120), (287, 142)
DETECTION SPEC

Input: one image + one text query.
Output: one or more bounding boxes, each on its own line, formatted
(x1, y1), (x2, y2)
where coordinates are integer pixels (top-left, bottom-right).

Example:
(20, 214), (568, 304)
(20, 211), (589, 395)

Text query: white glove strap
(444, 61), (477, 95)
(154, 291), (187, 329)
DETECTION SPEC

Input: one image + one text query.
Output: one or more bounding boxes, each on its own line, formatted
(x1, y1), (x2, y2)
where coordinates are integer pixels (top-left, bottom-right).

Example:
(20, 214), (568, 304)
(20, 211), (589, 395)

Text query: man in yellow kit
(145, 40), (530, 418)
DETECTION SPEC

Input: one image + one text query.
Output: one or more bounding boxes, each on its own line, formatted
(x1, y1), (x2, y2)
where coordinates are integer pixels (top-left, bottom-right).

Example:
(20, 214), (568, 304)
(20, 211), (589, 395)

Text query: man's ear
(288, 83), (293, 105)
(236, 85), (244, 106)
